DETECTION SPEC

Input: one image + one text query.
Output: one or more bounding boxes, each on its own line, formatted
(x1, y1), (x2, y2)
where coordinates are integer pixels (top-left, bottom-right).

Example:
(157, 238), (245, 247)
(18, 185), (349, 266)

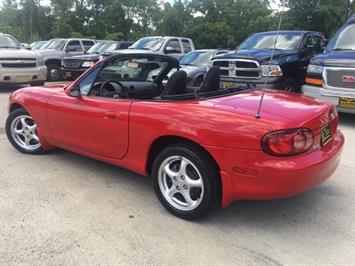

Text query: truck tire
(283, 78), (298, 92)
(47, 64), (62, 81)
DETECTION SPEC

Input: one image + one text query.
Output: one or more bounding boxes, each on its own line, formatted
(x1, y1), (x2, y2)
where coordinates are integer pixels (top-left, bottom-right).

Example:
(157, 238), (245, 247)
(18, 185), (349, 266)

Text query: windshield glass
(180, 51), (214, 66)
(327, 24), (355, 51)
(99, 42), (119, 53)
(46, 39), (66, 50)
(40, 40), (52, 49)
(130, 37), (164, 51)
(87, 42), (107, 54)
(238, 32), (303, 51)
(0, 35), (21, 49)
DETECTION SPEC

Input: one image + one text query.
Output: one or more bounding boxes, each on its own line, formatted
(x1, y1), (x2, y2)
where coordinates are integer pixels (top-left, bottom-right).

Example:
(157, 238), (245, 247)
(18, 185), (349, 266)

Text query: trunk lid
(213, 89), (333, 131)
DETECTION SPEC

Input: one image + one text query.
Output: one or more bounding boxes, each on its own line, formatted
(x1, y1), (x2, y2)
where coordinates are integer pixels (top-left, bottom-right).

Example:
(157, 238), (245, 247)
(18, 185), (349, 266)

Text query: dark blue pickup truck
(212, 31), (325, 92)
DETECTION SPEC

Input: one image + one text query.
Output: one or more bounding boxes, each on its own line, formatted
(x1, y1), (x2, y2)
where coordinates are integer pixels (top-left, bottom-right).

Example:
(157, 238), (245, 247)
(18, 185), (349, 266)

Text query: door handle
(104, 112), (119, 120)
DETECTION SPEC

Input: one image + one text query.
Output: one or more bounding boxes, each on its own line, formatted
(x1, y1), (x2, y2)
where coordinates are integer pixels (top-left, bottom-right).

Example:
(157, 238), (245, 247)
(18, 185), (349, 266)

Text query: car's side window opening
(67, 40), (82, 52)
(75, 54), (249, 101)
(166, 39), (181, 53)
(98, 58), (167, 82)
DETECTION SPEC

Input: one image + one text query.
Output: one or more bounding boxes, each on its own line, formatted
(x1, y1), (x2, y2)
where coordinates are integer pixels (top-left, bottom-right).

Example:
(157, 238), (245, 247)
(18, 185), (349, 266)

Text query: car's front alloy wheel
(6, 108), (44, 154)
(153, 143), (221, 220)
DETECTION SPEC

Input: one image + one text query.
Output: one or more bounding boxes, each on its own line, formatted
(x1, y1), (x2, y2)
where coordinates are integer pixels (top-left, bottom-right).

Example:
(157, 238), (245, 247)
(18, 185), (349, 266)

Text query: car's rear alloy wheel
(6, 108), (44, 154)
(153, 144), (221, 220)
(158, 156), (204, 211)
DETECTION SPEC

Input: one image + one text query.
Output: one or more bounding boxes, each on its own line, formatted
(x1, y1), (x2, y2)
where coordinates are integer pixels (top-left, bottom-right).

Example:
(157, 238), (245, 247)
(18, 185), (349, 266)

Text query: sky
(35, 0), (283, 11)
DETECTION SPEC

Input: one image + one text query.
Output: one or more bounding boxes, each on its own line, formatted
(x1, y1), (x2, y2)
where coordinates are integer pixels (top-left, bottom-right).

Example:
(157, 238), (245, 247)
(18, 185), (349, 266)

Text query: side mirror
(24, 44), (32, 50)
(165, 46), (175, 54)
(69, 84), (81, 97)
(65, 47), (76, 53)
(302, 44), (314, 55)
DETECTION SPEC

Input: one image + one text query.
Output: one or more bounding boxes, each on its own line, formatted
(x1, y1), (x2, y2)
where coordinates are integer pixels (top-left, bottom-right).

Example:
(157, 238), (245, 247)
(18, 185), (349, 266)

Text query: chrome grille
(2, 63), (36, 68)
(62, 59), (82, 69)
(212, 59), (260, 79)
(0, 58), (37, 68)
(325, 68), (355, 89)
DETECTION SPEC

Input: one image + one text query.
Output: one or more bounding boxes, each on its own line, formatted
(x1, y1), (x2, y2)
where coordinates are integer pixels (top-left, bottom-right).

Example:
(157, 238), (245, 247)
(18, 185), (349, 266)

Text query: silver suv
(0, 33), (46, 86)
(36, 38), (96, 81)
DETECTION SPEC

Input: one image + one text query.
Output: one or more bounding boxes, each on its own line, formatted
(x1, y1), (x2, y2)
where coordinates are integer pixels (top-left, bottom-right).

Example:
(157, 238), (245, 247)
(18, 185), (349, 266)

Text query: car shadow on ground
(0, 85), (25, 93)
(46, 148), (340, 229)
(339, 112), (354, 127)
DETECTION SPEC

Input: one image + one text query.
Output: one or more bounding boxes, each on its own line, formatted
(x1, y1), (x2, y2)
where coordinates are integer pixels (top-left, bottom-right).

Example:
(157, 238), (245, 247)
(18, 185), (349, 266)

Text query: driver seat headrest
(162, 70), (187, 96)
(199, 66), (220, 93)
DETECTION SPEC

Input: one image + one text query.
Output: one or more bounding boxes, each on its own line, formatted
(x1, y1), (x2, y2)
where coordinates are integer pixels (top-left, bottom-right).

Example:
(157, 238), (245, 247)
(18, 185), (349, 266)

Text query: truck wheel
(47, 64), (61, 81)
(283, 78), (298, 92)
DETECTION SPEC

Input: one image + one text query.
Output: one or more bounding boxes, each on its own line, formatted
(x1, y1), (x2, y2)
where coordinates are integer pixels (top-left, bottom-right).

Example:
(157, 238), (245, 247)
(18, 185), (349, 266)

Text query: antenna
(255, 14), (283, 120)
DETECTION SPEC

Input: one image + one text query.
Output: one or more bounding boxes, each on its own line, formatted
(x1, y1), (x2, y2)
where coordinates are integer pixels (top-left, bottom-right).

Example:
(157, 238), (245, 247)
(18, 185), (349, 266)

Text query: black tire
(30, 81), (45, 86)
(46, 64), (61, 81)
(152, 143), (221, 220)
(283, 78), (298, 92)
(5, 108), (45, 155)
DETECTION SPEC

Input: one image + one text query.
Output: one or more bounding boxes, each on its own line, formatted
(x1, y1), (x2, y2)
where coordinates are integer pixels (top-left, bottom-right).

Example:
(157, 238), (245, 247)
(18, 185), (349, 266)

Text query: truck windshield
(238, 32), (302, 51)
(180, 51), (214, 66)
(98, 42), (119, 53)
(327, 24), (355, 51)
(129, 37), (164, 51)
(0, 35), (21, 49)
(46, 39), (66, 50)
(87, 42), (107, 54)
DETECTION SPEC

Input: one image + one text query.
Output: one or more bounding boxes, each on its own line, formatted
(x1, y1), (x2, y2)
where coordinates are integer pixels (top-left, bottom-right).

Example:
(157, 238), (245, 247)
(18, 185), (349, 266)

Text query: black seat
(162, 70), (187, 96)
(199, 66), (220, 93)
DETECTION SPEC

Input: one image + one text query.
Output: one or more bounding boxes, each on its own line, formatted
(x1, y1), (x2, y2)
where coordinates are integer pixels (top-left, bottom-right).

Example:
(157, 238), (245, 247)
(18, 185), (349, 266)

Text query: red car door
(46, 94), (131, 159)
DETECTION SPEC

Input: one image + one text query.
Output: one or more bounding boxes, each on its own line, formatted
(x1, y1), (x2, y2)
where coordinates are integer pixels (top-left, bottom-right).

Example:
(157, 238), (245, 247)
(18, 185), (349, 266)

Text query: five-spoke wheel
(158, 156), (204, 211)
(153, 143), (221, 220)
(6, 108), (44, 154)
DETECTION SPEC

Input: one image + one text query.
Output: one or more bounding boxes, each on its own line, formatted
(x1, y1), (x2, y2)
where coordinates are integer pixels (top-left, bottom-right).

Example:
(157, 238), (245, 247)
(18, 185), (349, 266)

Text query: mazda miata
(5, 53), (344, 219)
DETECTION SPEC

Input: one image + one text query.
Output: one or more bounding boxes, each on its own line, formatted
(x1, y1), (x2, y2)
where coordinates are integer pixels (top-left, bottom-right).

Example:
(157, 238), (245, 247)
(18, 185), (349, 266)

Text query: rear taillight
(262, 128), (314, 157)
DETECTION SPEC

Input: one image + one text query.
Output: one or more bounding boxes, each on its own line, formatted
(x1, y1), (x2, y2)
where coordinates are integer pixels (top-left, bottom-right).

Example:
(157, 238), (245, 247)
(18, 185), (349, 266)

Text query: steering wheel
(99, 80), (127, 98)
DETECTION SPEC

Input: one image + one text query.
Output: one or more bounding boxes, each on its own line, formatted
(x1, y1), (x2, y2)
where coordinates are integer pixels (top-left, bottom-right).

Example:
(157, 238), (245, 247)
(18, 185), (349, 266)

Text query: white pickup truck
(0, 33), (47, 86)
(116, 36), (195, 59)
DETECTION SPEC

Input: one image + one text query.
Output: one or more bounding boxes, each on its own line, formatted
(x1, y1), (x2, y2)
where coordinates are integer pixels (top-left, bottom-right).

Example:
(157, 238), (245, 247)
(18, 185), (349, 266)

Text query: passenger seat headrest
(199, 66), (220, 92)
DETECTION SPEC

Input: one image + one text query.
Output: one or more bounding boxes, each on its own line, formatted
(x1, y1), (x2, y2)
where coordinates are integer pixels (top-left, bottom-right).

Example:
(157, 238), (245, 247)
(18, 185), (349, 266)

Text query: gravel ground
(0, 84), (354, 265)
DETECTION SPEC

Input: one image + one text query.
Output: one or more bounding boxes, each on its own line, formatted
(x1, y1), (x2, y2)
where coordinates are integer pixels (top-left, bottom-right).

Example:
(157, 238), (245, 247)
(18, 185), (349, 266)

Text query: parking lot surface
(0, 84), (354, 265)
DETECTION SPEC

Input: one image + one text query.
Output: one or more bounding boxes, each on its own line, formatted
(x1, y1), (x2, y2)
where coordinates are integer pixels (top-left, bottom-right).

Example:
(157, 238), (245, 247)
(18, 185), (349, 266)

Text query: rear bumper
(205, 130), (344, 207)
(0, 66), (47, 84)
(302, 84), (355, 114)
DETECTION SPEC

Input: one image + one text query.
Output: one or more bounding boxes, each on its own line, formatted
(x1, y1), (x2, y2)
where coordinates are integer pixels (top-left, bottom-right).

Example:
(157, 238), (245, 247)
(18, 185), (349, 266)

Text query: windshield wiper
(181, 63), (197, 66)
(0, 46), (19, 49)
(333, 48), (355, 51)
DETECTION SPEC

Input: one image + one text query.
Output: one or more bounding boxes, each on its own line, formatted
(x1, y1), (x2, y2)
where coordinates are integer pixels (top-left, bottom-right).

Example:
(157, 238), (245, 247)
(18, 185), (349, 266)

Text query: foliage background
(0, 0), (354, 48)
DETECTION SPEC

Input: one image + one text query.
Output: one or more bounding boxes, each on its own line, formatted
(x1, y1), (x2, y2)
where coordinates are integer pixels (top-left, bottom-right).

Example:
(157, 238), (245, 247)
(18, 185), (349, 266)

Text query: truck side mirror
(301, 44), (314, 56)
(165, 46), (175, 54)
(65, 47), (76, 53)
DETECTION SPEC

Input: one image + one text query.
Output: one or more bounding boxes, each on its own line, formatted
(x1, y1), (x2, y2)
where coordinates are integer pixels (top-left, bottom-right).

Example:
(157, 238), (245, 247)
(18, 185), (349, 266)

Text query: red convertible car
(6, 53), (344, 219)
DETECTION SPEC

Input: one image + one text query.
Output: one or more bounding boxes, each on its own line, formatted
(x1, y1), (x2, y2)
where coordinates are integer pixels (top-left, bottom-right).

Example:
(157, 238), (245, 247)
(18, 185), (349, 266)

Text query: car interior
(80, 54), (248, 101)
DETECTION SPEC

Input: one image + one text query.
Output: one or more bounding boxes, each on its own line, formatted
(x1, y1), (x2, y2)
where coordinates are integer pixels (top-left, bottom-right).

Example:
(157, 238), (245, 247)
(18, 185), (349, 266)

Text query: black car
(61, 41), (133, 80)
(211, 31), (325, 92)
